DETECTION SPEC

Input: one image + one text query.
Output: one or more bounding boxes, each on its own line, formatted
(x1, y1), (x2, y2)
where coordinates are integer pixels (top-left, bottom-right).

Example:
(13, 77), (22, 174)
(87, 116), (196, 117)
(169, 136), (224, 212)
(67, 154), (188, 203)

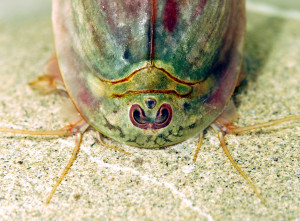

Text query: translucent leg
(29, 54), (66, 94)
(0, 117), (90, 204)
(193, 133), (204, 162)
(45, 132), (82, 205)
(0, 118), (88, 136)
(216, 130), (266, 205)
(207, 114), (300, 204)
(29, 75), (60, 94)
(96, 132), (131, 155)
(0, 127), (70, 136)
(229, 115), (300, 134)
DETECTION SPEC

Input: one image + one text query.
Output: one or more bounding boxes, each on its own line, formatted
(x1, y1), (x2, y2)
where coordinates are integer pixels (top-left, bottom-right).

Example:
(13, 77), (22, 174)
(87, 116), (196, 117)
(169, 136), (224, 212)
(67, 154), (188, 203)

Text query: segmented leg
(193, 133), (204, 162)
(0, 128), (70, 136)
(96, 132), (131, 155)
(1, 53), (90, 203)
(0, 114), (90, 203)
(45, 132), (83, 205)
(210, 123), (266, 205)
(208, 114), (300, 205)
(228, 115), (300, 134)
(29, 54), (66, 94)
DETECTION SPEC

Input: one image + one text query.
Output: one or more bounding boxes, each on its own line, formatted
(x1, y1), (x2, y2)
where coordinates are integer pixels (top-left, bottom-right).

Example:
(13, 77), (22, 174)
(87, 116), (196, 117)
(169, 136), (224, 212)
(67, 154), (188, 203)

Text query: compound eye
(130, 104), (148, 129)
(153, 104), (172, 129)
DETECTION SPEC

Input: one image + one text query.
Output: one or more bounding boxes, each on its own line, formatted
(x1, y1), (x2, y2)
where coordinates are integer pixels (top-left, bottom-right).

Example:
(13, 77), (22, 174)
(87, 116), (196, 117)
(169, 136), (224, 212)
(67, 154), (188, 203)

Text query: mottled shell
(52, 0), (245, 147)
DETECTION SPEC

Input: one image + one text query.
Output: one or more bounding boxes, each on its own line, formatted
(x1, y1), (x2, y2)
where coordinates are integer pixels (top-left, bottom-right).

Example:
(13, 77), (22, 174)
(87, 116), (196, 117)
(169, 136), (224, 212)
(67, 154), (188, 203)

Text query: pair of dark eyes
(132, 105), (169, 124)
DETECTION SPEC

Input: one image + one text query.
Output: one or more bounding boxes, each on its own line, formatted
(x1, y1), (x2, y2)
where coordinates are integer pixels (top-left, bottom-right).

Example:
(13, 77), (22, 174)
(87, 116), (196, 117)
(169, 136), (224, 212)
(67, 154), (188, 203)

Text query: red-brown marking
(199, 0), (207, 13)
(150, 0), (157, 64)
(194, 0), (207, 17)
(163, 0), (178, 32)
(100, 64), (203, 85)
(112, 89), (192, 98)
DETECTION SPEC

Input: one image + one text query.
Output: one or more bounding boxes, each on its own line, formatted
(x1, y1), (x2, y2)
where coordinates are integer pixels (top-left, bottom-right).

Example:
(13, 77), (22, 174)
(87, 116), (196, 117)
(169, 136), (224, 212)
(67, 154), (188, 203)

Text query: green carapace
(53, 0), (245, 147)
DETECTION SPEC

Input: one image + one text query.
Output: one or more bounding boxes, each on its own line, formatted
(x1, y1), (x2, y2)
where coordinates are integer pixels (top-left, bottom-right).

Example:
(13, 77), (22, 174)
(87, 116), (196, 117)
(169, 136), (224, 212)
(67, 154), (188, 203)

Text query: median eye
(145, 98), (156, 109)
(123, 46), (131, 60)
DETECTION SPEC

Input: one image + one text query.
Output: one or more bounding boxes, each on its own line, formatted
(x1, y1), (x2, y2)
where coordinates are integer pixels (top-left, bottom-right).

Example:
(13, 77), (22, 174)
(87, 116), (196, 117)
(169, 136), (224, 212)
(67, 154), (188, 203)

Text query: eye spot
(145, 98), (157, 109)
(188, 123), (196, 129)
(183, 102), (191, 112)
(123, 47), (131, 60)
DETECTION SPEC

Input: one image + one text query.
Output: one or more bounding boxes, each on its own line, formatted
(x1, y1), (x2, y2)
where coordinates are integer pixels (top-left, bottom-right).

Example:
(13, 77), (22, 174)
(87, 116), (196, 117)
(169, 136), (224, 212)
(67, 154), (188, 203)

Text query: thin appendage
(45, 132), (82, 205)
(217, 131), (266, 205)
(29, 54), (66, 94)
(0, 128), (70, 136)
(230, 115), (300, 134)
(193, 133), (204, 162)
(97, 132), (131, 155)
(0, 117), (88, 136)
(28, 75), (58, 94)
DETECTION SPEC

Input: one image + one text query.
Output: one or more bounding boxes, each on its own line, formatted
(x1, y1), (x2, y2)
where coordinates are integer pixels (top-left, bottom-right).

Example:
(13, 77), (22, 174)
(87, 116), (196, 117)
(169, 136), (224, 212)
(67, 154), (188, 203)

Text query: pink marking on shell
(163, 0), (178, 32)
(79, 85), (94, 105)
(194, 0), (207, 17)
